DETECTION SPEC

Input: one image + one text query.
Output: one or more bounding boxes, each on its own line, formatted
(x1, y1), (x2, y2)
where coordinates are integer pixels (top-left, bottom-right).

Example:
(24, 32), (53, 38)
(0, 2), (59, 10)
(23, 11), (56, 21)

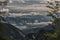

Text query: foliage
(45, 0), (60, 40)
(46, 1), (59, 19)
(0, 22), (12, 40)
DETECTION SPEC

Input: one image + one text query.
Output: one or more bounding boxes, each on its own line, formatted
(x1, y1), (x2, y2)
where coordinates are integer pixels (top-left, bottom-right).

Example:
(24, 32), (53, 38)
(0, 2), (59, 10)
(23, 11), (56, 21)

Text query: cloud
(11, 0), (48, 3)
(9, 0), (13, 3)
(12, 0), (25, 3)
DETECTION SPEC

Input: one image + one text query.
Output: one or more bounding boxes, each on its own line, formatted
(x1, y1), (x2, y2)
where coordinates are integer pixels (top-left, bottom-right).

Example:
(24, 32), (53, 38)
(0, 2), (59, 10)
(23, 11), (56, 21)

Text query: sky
(13, 0), (46, 1)
(9, 0), (47, 3)
(13, 0), (58, 1)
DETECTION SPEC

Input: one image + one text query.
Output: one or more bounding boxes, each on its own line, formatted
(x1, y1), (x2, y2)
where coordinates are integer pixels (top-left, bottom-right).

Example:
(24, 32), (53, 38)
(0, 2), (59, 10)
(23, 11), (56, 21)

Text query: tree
(46, 0), (60, 40)
(0, 22), (12, 40)
(46, 0), (60, 28)
(46, 1), (59, 19)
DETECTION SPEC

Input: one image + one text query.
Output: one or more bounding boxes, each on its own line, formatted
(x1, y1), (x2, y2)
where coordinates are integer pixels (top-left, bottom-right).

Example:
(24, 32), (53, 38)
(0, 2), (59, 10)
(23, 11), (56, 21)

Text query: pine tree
(46, 0), (60, 40)
(46, 0), (60, 27)
(46, 1), (59, 19)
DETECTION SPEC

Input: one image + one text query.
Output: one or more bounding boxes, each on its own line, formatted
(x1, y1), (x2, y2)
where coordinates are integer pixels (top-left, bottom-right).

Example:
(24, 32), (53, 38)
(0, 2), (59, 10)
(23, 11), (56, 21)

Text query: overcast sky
(12, 0), (46, 1)
(0, 0), (46, 2)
